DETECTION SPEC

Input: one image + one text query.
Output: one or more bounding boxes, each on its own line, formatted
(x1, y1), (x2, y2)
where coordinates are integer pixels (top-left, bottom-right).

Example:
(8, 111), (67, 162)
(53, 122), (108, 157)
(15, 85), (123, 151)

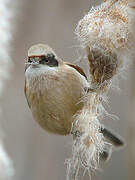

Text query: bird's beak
(25, 61), (39, 68)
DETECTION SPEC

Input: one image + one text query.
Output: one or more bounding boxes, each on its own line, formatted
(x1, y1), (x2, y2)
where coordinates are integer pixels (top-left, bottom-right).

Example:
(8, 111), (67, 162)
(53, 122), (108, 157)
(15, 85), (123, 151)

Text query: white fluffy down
(66, 94), (110, 180)
(76, 0), (135, 62)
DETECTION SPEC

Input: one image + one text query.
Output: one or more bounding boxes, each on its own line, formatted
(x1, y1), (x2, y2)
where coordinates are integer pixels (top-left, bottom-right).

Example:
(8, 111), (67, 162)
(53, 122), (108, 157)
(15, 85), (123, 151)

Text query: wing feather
(66, 62), (87, 80)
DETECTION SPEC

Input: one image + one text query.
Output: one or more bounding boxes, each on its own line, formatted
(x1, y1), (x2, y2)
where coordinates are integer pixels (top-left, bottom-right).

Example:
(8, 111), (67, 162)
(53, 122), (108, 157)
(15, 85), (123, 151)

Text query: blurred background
(1, 0), (133, 179)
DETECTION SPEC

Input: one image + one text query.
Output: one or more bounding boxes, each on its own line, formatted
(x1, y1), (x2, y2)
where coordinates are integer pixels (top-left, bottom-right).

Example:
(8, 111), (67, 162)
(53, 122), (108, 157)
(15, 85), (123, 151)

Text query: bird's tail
(100, 125), (124, 162)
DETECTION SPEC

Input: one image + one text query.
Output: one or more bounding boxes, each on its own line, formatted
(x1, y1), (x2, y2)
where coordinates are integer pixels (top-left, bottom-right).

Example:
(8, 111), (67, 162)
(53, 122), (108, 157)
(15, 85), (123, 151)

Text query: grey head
(25, 44), (59, 70)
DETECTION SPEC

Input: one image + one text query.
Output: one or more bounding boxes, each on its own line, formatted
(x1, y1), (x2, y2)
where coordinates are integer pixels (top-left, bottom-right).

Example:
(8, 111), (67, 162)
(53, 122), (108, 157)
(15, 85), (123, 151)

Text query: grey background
(2, 0), (131, 179)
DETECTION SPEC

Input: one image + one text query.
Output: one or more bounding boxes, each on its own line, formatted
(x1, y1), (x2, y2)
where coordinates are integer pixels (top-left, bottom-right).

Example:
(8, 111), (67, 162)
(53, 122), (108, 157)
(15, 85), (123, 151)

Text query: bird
(24, 43), (124, 160)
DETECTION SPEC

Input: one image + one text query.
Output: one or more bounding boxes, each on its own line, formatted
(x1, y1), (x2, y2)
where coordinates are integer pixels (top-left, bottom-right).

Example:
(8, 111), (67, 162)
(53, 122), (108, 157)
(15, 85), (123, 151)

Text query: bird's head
(25, 44), (59, 70)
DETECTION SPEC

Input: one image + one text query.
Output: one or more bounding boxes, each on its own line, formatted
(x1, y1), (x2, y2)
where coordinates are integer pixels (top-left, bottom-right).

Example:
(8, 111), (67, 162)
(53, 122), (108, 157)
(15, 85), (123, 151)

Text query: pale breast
(25, 64), (89, 135)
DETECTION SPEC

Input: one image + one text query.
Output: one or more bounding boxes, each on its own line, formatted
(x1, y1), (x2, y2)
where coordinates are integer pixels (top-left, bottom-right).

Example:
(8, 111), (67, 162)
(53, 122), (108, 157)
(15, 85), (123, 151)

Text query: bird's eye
(43, 57), (49, 62)
(39, 54), (58, 67)
(39, 56), (49, 64)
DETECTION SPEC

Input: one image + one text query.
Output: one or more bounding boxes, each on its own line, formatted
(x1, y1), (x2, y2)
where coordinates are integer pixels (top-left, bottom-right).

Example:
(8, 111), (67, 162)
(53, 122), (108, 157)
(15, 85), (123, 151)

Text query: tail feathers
(99, 125), (125, 162)
(100, 126), (124, 147)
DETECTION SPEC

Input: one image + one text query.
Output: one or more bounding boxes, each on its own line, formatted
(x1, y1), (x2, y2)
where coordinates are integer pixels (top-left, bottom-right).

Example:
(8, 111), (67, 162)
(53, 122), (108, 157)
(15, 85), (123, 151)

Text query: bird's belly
(25, 66), (88, 135)
(30, 88), (83, 135)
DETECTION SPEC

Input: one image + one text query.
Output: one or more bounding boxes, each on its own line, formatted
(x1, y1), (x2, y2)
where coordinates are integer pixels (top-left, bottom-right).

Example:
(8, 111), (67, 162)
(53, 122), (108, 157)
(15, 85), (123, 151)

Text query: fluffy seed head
(76, 0), (135, 89)
(76, 0), (135, 53)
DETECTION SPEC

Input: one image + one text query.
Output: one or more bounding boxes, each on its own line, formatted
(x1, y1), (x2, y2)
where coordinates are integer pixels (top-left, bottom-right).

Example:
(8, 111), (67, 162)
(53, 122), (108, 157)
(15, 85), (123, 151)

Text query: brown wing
(66, 62), (87, 80)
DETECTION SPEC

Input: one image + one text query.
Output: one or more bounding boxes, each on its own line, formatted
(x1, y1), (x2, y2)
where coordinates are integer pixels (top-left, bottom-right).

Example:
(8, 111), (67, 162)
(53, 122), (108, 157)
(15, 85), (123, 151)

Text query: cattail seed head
(76, 0), (135, 88)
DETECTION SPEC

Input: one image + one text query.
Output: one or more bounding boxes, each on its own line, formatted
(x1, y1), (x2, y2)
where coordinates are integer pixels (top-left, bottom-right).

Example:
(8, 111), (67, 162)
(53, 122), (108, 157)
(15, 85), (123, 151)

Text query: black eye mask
(39, 54), (58, 67)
